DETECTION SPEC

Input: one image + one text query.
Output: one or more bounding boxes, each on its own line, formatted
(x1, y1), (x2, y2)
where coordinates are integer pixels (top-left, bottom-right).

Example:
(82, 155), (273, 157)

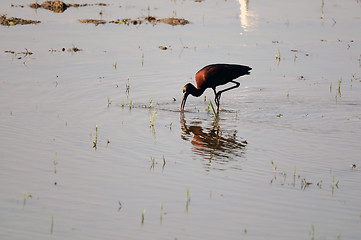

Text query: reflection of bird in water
(180, 112), (247, 168)
(180, 64), (251, 114)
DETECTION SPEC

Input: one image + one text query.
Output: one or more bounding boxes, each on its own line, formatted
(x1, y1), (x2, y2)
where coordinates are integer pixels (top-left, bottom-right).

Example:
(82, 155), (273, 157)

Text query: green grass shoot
(107, 97), (111, 107)
(126, 77), (130, 95)
(160, 202), (163, 224)
(338, 77), (342, 96)
(206, 103), (210, 113)
(162, 155), (166, 169)
(50, 215), (54, 234)
(209, 101), (217, 118)
(275, 49), (281, 62)
(141, 209), (146, 225)
(311, 224), (315, 240)
(150, 156), (155, 169)
(54, 152), (58, 174)
(150, 110), (157, 127)
(93, 125), (98, 149)
(185, 187), (190, 213)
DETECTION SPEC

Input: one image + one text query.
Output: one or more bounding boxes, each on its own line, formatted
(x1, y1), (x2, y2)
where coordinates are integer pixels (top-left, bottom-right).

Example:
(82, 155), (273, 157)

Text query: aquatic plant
(292, 166), (296, 186)
(107, 97), (111, 107)
(162, 155), (166, 169)
(209, 101), (217, 118)
(300, 178), (312, 190)
(54, 152), (58, 174)
(23, 192), (32, 207)
(275, 49), (281, 63)
(50, 215), (54, 234)
(93, 125), (98, 149)
(125, 77), (130, 96)
(149, 110), (158, 127)
(185, 188), (190, 213)
(160, 202), (163, 224)
(311, 224), (315, 240)
(141, 209), (146, 225)
(150, 156), (155, 170)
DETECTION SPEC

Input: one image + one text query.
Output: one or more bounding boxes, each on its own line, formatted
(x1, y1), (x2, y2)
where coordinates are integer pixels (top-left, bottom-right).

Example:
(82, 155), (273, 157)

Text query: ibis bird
(180, 64), (252, 113)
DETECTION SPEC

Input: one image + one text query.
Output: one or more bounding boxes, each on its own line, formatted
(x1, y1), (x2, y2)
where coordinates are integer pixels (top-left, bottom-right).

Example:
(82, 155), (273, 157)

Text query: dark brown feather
(195, 64), (251, 90)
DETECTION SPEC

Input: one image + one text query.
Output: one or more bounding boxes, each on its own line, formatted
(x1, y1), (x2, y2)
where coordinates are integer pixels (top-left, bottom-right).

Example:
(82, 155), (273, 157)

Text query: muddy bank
(0, 14), (40, 26)
(29, 1), (107, 13)
(78, 19), (106, 26)
(80, 16), (190, 26)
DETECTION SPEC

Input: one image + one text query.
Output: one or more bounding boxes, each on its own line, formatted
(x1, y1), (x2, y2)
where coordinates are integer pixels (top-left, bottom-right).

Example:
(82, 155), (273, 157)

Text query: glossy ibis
(180, 64), (252, 113)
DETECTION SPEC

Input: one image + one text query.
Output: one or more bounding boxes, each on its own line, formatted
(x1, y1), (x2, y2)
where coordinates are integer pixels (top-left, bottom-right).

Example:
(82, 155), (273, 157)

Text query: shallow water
(1, 0), (361, 239)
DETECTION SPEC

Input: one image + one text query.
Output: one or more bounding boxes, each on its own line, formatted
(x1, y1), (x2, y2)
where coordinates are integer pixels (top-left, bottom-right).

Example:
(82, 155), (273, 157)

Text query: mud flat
(29, 0), (107, 13)
(0, 14), (40, 26)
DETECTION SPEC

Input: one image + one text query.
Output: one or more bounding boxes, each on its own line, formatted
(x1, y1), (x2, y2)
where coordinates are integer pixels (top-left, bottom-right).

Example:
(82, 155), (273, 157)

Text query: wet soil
(0, 14), (40, 26)
(78, 19), (107, 26)
(8, 1), (190, 26)
(82, 16), (190, 26)
(29, 1), (107, 13)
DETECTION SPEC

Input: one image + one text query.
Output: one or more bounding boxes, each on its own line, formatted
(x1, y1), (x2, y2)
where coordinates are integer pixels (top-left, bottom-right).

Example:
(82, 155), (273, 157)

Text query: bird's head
(180, 83), (194, 111)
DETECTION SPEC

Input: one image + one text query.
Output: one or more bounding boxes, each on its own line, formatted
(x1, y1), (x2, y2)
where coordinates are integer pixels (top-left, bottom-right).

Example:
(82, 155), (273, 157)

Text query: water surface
(1, 0), (361, 239)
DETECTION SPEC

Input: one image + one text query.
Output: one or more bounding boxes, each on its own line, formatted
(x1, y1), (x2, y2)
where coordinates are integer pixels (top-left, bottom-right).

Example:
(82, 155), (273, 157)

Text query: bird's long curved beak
(180, 93), (188, 111)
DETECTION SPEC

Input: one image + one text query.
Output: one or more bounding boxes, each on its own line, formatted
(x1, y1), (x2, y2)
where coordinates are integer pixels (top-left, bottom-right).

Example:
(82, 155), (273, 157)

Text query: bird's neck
(189, 84), (206, 97)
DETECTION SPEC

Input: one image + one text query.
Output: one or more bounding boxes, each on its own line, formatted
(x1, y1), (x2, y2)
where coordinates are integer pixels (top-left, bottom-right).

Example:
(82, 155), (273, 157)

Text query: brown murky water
(1, 0), (361, 239)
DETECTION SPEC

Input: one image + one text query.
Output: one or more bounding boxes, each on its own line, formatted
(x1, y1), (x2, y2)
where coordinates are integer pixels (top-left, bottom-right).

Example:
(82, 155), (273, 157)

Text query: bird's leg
(214, 81), (240, 113)
(216, 81), (240, 97)
(216, 94), (220, 114)
(213, 88), (220, 114)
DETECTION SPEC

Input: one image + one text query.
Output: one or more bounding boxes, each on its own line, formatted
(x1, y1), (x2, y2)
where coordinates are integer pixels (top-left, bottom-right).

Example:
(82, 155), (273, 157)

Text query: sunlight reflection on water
(238, 0), (258, 33)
